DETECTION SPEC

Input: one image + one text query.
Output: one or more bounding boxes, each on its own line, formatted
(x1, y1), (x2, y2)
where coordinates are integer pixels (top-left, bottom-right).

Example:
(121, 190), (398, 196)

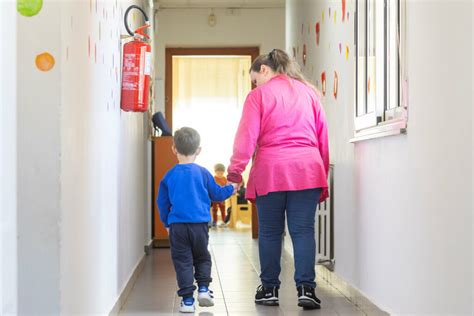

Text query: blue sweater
(157, 163), (234, 227)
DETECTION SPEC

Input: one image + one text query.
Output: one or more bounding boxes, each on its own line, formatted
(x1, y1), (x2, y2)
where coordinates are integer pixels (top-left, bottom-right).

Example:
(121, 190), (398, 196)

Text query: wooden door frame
(164, 47), (260, 129)
(164, 47), (260, 239)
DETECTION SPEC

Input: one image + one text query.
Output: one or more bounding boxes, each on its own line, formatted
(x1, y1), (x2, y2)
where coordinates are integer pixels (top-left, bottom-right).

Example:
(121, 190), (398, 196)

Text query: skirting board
(317, 265), (390, 315)
(109, 242), (151, 316)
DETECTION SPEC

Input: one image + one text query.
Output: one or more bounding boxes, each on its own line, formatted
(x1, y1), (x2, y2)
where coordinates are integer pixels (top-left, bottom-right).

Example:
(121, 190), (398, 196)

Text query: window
(353, 0), (407, 142)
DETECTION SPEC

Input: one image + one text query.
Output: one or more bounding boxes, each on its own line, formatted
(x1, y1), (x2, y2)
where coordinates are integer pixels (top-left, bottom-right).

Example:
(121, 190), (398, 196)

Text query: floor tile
(119, 228), (382, 316)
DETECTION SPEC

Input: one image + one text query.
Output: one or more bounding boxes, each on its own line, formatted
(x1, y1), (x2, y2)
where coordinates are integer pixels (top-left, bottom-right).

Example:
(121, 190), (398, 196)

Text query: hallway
(119, 228), (384, 316)
(1, 0), (473, 315)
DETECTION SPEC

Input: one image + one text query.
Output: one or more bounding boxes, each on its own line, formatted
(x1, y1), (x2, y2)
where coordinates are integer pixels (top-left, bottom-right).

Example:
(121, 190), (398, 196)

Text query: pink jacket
(227, 75), (329, 202)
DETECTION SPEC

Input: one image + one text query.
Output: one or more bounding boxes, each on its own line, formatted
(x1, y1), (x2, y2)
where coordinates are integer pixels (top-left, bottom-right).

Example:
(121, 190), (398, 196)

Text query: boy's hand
(166, 227), (169, 234)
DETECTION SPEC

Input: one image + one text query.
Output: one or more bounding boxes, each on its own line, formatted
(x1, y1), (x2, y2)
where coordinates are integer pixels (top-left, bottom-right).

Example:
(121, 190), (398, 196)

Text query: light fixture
(208, 9), (216, 27)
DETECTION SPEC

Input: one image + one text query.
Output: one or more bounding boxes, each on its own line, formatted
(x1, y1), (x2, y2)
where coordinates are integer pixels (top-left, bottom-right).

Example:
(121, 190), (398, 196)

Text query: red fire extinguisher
(121, 5), (151, 112)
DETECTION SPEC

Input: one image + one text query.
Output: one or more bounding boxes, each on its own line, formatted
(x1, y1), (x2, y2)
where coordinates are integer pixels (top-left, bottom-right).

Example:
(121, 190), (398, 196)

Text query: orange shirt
(214, 175), (228, 187)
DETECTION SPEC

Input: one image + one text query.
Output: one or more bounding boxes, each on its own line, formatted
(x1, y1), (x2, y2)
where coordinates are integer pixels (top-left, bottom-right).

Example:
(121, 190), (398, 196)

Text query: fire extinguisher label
(144, 52), (152, 76)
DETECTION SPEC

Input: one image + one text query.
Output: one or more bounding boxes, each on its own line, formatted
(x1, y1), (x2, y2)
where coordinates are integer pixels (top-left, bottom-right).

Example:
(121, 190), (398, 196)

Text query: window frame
(352, 0), (407, 142)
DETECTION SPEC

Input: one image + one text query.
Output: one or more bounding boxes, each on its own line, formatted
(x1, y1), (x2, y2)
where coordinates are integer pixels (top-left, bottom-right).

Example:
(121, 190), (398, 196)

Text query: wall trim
(317, 266), (391, 315)
(109, 254), (147, 316)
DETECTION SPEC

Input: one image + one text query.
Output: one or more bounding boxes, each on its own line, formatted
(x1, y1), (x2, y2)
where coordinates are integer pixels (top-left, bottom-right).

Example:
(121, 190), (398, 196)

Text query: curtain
(172, 56), (252, 175)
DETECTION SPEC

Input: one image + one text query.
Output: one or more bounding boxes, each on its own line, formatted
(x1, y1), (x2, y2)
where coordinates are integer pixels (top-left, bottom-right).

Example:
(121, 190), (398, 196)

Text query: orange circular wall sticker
(35, 52), (55, 71)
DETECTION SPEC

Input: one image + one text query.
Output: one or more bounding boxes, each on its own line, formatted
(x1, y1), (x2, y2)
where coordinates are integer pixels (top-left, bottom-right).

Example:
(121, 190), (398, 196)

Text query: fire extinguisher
(120, 5), (151, 112)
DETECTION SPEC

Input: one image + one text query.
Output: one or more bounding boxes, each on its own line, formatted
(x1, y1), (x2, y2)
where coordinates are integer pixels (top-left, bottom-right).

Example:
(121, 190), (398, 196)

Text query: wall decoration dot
(17, 0), (43, 17)
(301, 23), (304, 35)
(292, 47), (296, 58)
(329, 7), (331, 17)
(342, 0), (346, 22)
(315, 22), (320, 46)
(333, 71), (339, 99)
(347, 12), (350, 21)
(339, 43), (342, 54)
(35, 52), (55, 71)
(346, 45), (350, 60)
(334, 10), (337, 23)
(321, 71), (326, 96)
(322, 11), (325, 23)
(302, 44), (307, 65)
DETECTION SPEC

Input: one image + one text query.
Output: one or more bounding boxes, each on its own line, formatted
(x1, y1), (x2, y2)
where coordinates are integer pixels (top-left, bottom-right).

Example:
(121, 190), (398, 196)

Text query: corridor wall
(0, 2), (18, 315)
(472, 3), (474, 311)
(16, 0), (151, 314)
(286, 0), (473, 314)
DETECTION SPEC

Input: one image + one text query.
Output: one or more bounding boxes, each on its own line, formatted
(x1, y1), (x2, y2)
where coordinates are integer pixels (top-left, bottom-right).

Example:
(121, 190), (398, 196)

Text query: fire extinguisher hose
(124, 5), (149, 37)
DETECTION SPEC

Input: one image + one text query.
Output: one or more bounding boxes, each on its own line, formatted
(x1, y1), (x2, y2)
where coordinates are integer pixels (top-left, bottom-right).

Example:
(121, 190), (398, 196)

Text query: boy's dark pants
(169, 223), (212, 298)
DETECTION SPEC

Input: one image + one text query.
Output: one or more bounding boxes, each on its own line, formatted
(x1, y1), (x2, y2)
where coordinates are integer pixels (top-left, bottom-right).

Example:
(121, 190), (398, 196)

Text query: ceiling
(155, 0), (285, 9)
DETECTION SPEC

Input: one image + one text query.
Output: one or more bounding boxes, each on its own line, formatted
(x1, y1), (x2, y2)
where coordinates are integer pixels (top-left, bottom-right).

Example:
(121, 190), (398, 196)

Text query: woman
(227, 49), (329, 310)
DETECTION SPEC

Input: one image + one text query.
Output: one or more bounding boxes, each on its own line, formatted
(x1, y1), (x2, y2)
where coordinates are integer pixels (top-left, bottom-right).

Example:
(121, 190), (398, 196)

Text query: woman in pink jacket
(227, 49), (329, 310)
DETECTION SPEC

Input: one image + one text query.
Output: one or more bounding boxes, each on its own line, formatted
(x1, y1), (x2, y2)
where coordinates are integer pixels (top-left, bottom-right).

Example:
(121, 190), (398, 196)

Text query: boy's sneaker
(212, 221), (217, 227)
(254, 284), (279, 306)
(197, 285), (214, 307)
(297, 285), (321, 310)
(179, 297), (195, 313)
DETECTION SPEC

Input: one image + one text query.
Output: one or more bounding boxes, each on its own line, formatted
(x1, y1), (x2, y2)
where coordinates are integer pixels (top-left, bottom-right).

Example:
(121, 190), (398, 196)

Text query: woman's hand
(229, 182), (240, 194)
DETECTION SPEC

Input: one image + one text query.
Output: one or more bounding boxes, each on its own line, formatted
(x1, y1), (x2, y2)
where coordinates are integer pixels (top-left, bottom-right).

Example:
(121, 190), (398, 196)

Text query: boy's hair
(214, 163), (225, 172)
(173, 127), (200, 156)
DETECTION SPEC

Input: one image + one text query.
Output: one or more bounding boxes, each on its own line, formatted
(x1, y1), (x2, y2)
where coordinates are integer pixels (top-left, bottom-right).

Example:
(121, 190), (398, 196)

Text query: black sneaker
(255, 284), (279, 306)
(297, 285), (321, 310)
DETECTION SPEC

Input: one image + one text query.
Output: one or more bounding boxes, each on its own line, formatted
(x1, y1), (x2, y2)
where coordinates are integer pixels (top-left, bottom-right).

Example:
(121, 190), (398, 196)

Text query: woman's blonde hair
(250, 49), (320, 96)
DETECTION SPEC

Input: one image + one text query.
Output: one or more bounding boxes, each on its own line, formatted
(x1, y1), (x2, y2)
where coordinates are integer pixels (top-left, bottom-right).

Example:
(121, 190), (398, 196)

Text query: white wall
(287, 0), (472, 314)
(154, 7), (285, 114)
(471, 2), (474, 311)
(59, 0), (150, 313)
(17, 0), (61, 313)
(14, 0), (151, 313)
(0, 1), (18, 315)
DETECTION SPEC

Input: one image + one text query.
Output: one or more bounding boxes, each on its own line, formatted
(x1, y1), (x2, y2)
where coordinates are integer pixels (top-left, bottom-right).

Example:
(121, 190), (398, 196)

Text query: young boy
(211, 163), (228, 226)
(157, 127), (236, 313)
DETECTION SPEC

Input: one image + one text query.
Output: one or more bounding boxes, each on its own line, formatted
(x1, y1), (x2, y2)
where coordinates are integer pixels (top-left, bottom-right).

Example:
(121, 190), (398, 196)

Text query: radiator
(316, 164), (335, 271)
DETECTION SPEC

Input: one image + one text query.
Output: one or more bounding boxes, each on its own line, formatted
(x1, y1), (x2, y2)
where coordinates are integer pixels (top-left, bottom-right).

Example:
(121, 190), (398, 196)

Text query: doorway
(165, 47), (259, 237)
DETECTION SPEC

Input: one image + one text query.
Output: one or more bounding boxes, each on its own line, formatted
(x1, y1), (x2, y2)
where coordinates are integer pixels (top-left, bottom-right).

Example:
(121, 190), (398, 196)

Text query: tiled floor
(119, 227), (369, 315)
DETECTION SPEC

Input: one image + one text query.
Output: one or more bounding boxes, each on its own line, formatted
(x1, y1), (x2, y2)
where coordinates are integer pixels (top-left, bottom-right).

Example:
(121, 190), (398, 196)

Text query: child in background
(211, 163), (228, 226)
(157, 127), (236, 313)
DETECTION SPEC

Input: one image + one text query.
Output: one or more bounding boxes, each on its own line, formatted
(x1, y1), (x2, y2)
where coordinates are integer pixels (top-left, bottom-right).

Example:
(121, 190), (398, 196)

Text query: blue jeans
(256, 188), (321, 288)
